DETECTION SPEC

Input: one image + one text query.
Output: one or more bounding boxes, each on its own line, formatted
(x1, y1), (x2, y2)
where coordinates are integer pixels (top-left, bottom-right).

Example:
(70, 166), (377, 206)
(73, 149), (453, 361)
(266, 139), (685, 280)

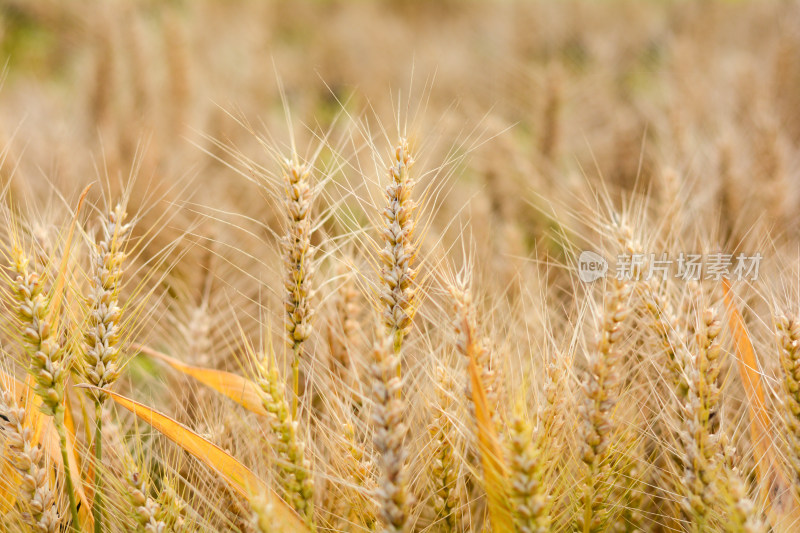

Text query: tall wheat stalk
(81, 204), (132, 533)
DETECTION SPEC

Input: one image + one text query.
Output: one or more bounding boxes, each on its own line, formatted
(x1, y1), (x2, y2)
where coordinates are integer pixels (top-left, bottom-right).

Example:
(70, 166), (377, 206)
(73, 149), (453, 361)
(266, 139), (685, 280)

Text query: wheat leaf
(90, 385), (309, 532)
(47, 183), (92, 328)
(467, 353), (514, 532)
(722, 279), (800, 531)
(133, 344), (269, 417)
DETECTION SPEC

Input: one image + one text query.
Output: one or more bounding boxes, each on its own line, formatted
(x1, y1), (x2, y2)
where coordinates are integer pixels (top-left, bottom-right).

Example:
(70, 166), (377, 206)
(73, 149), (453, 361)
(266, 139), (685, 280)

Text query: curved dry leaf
(722, 279), (800, 531)
(47, 183), (92, 329)
(133, 344), (268, 417)
(94, 386), (308, 532)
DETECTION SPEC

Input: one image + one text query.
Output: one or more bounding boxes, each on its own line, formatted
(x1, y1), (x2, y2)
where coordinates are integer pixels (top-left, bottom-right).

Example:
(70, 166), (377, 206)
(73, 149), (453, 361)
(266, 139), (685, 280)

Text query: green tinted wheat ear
(0, 390), (59, 533)
(10, 249), (65, 416)
(255, 351), (314, 522)
(124, 458), (167, 533)
(281, 159), (316, 419)
(577, 276), (632, 533)
(370, 336), (409, 533)
(379, 139), (418, 356)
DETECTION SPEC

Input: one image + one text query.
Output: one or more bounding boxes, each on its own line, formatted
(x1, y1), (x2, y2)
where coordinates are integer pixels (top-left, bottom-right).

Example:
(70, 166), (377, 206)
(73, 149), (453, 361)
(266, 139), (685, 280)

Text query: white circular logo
(578, 251), (608, 282)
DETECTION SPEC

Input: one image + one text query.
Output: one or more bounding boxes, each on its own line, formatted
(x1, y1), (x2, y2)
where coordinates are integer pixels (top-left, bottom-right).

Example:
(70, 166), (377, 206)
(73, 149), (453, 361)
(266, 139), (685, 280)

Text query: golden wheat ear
(723, 279), (800, 531)
(0, 374), (93, 528)
(78, 385), (310, 533)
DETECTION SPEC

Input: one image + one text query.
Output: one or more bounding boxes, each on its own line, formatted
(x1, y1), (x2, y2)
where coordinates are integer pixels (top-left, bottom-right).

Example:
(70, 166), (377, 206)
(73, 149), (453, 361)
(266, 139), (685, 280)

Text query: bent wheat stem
(93, 403), (103, 533)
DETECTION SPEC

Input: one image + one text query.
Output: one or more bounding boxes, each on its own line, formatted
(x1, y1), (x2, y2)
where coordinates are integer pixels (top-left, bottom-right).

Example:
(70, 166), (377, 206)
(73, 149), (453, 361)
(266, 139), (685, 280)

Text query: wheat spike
(82, 204), (132, 399)
(577, 274), (632, 533)
(0, 389), (59, 533)
(255, 349), (314, 522)
(378, 139), (418, 354)
(370, 336), (409, 533)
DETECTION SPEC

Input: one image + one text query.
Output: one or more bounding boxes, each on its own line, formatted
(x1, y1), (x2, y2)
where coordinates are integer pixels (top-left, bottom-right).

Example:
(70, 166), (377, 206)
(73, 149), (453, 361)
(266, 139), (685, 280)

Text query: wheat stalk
(676, 306), (762, 531)
(8, 246), (81, 529)
(720, 440), (765, 533)
(679, 307), (724, 529)
(334, 422), (377, 531)
(328, 265), (360, 383)
(507, 411), (550, 533)
(448, 281), (500, 426)
(447, 278), (513, 531)
(777, 314), (800, 495)
(82, 204), (131, 397)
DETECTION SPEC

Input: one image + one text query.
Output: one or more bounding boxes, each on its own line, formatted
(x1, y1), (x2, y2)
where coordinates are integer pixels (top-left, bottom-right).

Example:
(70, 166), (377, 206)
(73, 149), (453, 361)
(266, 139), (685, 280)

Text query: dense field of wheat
(1, 1), (800, 532)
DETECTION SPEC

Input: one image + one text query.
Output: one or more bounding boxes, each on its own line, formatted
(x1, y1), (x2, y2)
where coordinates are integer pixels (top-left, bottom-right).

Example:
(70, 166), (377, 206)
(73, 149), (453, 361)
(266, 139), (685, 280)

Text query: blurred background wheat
(1, 1), (800, 532)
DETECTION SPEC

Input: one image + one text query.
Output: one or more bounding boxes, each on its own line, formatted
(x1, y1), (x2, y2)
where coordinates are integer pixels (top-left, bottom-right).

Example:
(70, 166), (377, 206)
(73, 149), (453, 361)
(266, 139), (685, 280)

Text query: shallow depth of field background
(3, 0), (800, 285)
(2, 1), (800, 532)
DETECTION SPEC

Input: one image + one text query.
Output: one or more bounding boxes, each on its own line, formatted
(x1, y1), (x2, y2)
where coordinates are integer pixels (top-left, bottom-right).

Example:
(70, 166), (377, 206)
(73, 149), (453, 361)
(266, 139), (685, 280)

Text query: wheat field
(1, 1), (800, 532)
